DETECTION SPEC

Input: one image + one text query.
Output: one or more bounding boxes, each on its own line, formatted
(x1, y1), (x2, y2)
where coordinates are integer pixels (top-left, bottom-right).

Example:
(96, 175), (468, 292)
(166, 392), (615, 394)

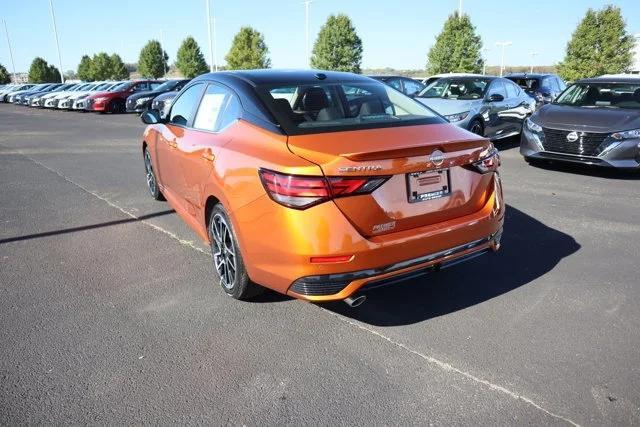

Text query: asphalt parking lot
(1, 104), (639, 425)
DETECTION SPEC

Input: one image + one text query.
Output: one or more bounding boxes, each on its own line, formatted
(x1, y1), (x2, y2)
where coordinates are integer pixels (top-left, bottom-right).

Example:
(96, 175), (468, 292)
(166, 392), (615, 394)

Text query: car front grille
(541, 128), (609, 157)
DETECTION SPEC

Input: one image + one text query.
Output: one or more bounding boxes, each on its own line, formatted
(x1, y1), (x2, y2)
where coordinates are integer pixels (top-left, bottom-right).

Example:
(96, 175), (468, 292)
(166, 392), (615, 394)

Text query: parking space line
(320, 309), (580, 426)
(13, 150), (209, 256)
(11, 147), (579, 426)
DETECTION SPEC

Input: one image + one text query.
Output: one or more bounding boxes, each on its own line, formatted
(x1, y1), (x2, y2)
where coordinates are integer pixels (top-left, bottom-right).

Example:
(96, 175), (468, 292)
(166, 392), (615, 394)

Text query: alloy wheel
(211, 214), (237, 290)
(144, 149), (157, 195)
(470, 122), (483, 136)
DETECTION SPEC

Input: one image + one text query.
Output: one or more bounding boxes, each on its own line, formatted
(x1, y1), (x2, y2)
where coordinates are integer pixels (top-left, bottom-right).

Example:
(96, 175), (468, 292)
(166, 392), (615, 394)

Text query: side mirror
(488, 93), (504, 102)
(141, 109), (162, 124)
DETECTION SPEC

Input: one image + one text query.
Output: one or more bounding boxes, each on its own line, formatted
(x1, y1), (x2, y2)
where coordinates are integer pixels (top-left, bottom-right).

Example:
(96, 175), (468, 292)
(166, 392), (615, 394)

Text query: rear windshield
(507, 77), (541, 91)
(418, 78), (490, 100)
(554, 82), (640, 109)
(257, 81), (443, 135)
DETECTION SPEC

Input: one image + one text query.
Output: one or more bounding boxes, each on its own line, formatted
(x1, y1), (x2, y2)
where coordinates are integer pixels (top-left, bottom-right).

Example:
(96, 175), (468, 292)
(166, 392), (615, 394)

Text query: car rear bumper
(520, 129), (640, 170)
(288, 228), (502, 300)
(233, 172), (505, 301)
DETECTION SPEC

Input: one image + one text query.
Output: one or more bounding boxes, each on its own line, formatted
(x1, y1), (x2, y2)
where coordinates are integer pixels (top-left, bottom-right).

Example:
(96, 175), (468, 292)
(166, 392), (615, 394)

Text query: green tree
(90, 52), (112, 80)
(47, 65), (62, 83)
(0, 63), (10, 84)
(28, 57), (60, 82)
(557, 5), (634, 81)
(225, 27), (271, 70)
(311, 14), (363, 73)
(175, 36), (209, 77)
(138, 40), (168, 78)
(109, 54), (129, 79)
(77, 55), (94, 81)
(426, 12), (483, 75)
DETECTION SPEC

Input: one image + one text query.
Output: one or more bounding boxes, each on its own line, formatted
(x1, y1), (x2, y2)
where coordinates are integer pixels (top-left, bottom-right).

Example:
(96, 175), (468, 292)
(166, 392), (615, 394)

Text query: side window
(217, 95), (242, 130)
(505, 82), (517, 99)
(149, 82), (161, 90)
(133, 82), (148, 92)
(193, 84), (237, 132)
(542, 77), (555, 92)
(488, 80), (507, 98)
(169, 83), (204, 126)
(556, 78), (566, 91)
(403, 79), (424, 96)
(386, 78), (403, 91)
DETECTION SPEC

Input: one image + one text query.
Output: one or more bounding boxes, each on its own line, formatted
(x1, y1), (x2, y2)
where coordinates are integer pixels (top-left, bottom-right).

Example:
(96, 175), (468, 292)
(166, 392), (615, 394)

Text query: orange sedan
(140, 70), (504, 306)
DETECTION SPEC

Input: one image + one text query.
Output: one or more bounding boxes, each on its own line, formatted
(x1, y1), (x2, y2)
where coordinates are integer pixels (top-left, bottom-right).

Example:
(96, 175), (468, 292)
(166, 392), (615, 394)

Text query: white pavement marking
(14, 149), (579, 426)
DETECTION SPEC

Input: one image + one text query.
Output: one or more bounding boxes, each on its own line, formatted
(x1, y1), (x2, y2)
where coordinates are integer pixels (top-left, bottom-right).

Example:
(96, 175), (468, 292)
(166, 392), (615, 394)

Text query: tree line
(0, 5), (634, 85)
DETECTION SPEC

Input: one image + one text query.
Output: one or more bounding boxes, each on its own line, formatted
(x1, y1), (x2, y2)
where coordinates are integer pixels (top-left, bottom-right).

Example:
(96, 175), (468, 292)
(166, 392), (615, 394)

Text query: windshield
(554, 82), (640, 109)
(259, 81), (442, 135)
(93, 83), (113, 91)
(153, 80), (178, 92)
(508, 77), (540, 91)
(418, 78), (490, 100)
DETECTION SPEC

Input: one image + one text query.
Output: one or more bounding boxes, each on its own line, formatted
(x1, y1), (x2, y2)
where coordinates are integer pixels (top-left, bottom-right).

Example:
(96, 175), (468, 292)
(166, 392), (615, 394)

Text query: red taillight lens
(469, 147), (500, 173)
(259, 169), (389, 209)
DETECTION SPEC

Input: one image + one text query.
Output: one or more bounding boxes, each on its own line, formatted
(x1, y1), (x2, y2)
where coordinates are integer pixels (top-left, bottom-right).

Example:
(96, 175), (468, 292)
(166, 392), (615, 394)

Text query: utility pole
(48, 0), (64, 82)
(160, 30), (167, 77)
(529, 51), (539, 74)
(205, 0), (215, 72)
(302, 1), (314, 68)
(481, 47), (490, 75)
(2, 19), (17, 83)
(495, 41), (512, 77)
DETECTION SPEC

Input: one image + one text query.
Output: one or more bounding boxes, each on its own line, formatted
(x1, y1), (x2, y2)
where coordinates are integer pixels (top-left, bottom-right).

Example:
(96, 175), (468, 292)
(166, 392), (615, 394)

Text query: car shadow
(528, 159), (640, 180)
(493, 135), (521, 151)
(322, 205), (580, 326)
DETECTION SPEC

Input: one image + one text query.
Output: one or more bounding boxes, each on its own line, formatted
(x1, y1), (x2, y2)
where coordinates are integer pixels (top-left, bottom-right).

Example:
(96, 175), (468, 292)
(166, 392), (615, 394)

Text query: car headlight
(444, 111), (469, 122)
(135, 97), (152, 106)
(525, 117), (543, 133)
(610, 128), (640, 140)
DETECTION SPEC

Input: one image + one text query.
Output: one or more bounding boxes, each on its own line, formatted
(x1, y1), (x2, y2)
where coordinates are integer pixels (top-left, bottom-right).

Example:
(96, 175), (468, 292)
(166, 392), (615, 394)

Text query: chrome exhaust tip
(344, 295), (367, 308)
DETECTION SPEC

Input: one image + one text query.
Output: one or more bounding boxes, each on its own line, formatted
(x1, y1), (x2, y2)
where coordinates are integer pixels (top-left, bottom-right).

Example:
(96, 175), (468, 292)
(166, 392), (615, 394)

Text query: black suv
(506, 73), (566, 108)
(368, 75), (426, 97)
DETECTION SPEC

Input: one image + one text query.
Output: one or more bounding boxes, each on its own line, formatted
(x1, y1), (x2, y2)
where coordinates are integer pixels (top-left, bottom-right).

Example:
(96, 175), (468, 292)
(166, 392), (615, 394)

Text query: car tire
(208, 204), (262, 300)
(110, 99), (125, 114)
(468, 119), (484, 136)
(143, 146), (165, 201)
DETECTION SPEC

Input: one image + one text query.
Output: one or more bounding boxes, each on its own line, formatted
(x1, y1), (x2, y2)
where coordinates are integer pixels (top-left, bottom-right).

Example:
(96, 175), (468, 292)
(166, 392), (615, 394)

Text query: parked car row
(0, 78), (189, 114)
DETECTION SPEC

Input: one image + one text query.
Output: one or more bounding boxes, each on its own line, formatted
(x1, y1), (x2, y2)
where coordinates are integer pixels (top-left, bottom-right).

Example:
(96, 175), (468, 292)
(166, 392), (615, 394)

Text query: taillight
(259, 169), (389, 209)
(469, 146), (500, 173)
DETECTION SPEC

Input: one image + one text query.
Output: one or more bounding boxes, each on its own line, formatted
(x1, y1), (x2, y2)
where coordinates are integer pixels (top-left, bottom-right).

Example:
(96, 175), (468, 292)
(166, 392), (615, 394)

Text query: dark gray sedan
(415, 75), (535, 140)
(521, 76), (640, 170)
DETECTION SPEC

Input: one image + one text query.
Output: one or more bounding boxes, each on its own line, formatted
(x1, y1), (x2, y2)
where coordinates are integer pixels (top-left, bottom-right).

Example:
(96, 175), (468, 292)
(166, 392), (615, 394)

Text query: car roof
(506, 73), (553, 78)
(194, 69), (373, 87)
(578, 75), (640, 84)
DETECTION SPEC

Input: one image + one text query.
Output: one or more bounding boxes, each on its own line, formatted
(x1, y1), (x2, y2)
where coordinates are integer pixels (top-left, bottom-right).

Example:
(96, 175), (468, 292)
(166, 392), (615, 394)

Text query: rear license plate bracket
(406, 169), (451, 203)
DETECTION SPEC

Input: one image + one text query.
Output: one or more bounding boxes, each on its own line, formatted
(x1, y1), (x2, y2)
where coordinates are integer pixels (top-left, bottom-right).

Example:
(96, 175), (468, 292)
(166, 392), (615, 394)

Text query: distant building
(11, 73), (29, 83)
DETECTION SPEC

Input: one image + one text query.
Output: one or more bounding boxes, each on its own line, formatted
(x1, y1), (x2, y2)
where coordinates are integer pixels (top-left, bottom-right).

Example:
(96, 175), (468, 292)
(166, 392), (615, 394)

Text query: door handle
(201, 150), (215, 162)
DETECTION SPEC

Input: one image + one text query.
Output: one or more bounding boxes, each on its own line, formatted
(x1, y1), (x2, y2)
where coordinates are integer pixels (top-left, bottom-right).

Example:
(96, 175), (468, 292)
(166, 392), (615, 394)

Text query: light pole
(495, 41), (512, 77)
(2, 19), (17, 83)
(529, 51), (539, 73)
(458, 0), (463, 17)
(160, 30), (167, 77)
(205, 0), (215, 72)
(481, 47), (490, 75)
(48, 0), (64, 82)
(303, 0), (313, 68)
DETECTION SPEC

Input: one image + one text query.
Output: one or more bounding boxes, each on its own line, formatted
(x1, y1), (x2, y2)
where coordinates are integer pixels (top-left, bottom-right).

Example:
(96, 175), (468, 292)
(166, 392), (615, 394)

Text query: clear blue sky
(1, 0), (639, 73)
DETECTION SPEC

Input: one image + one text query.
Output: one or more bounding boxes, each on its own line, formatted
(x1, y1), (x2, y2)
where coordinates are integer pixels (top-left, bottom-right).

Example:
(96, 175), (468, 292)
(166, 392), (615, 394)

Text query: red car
(85, 80), (160, 113)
